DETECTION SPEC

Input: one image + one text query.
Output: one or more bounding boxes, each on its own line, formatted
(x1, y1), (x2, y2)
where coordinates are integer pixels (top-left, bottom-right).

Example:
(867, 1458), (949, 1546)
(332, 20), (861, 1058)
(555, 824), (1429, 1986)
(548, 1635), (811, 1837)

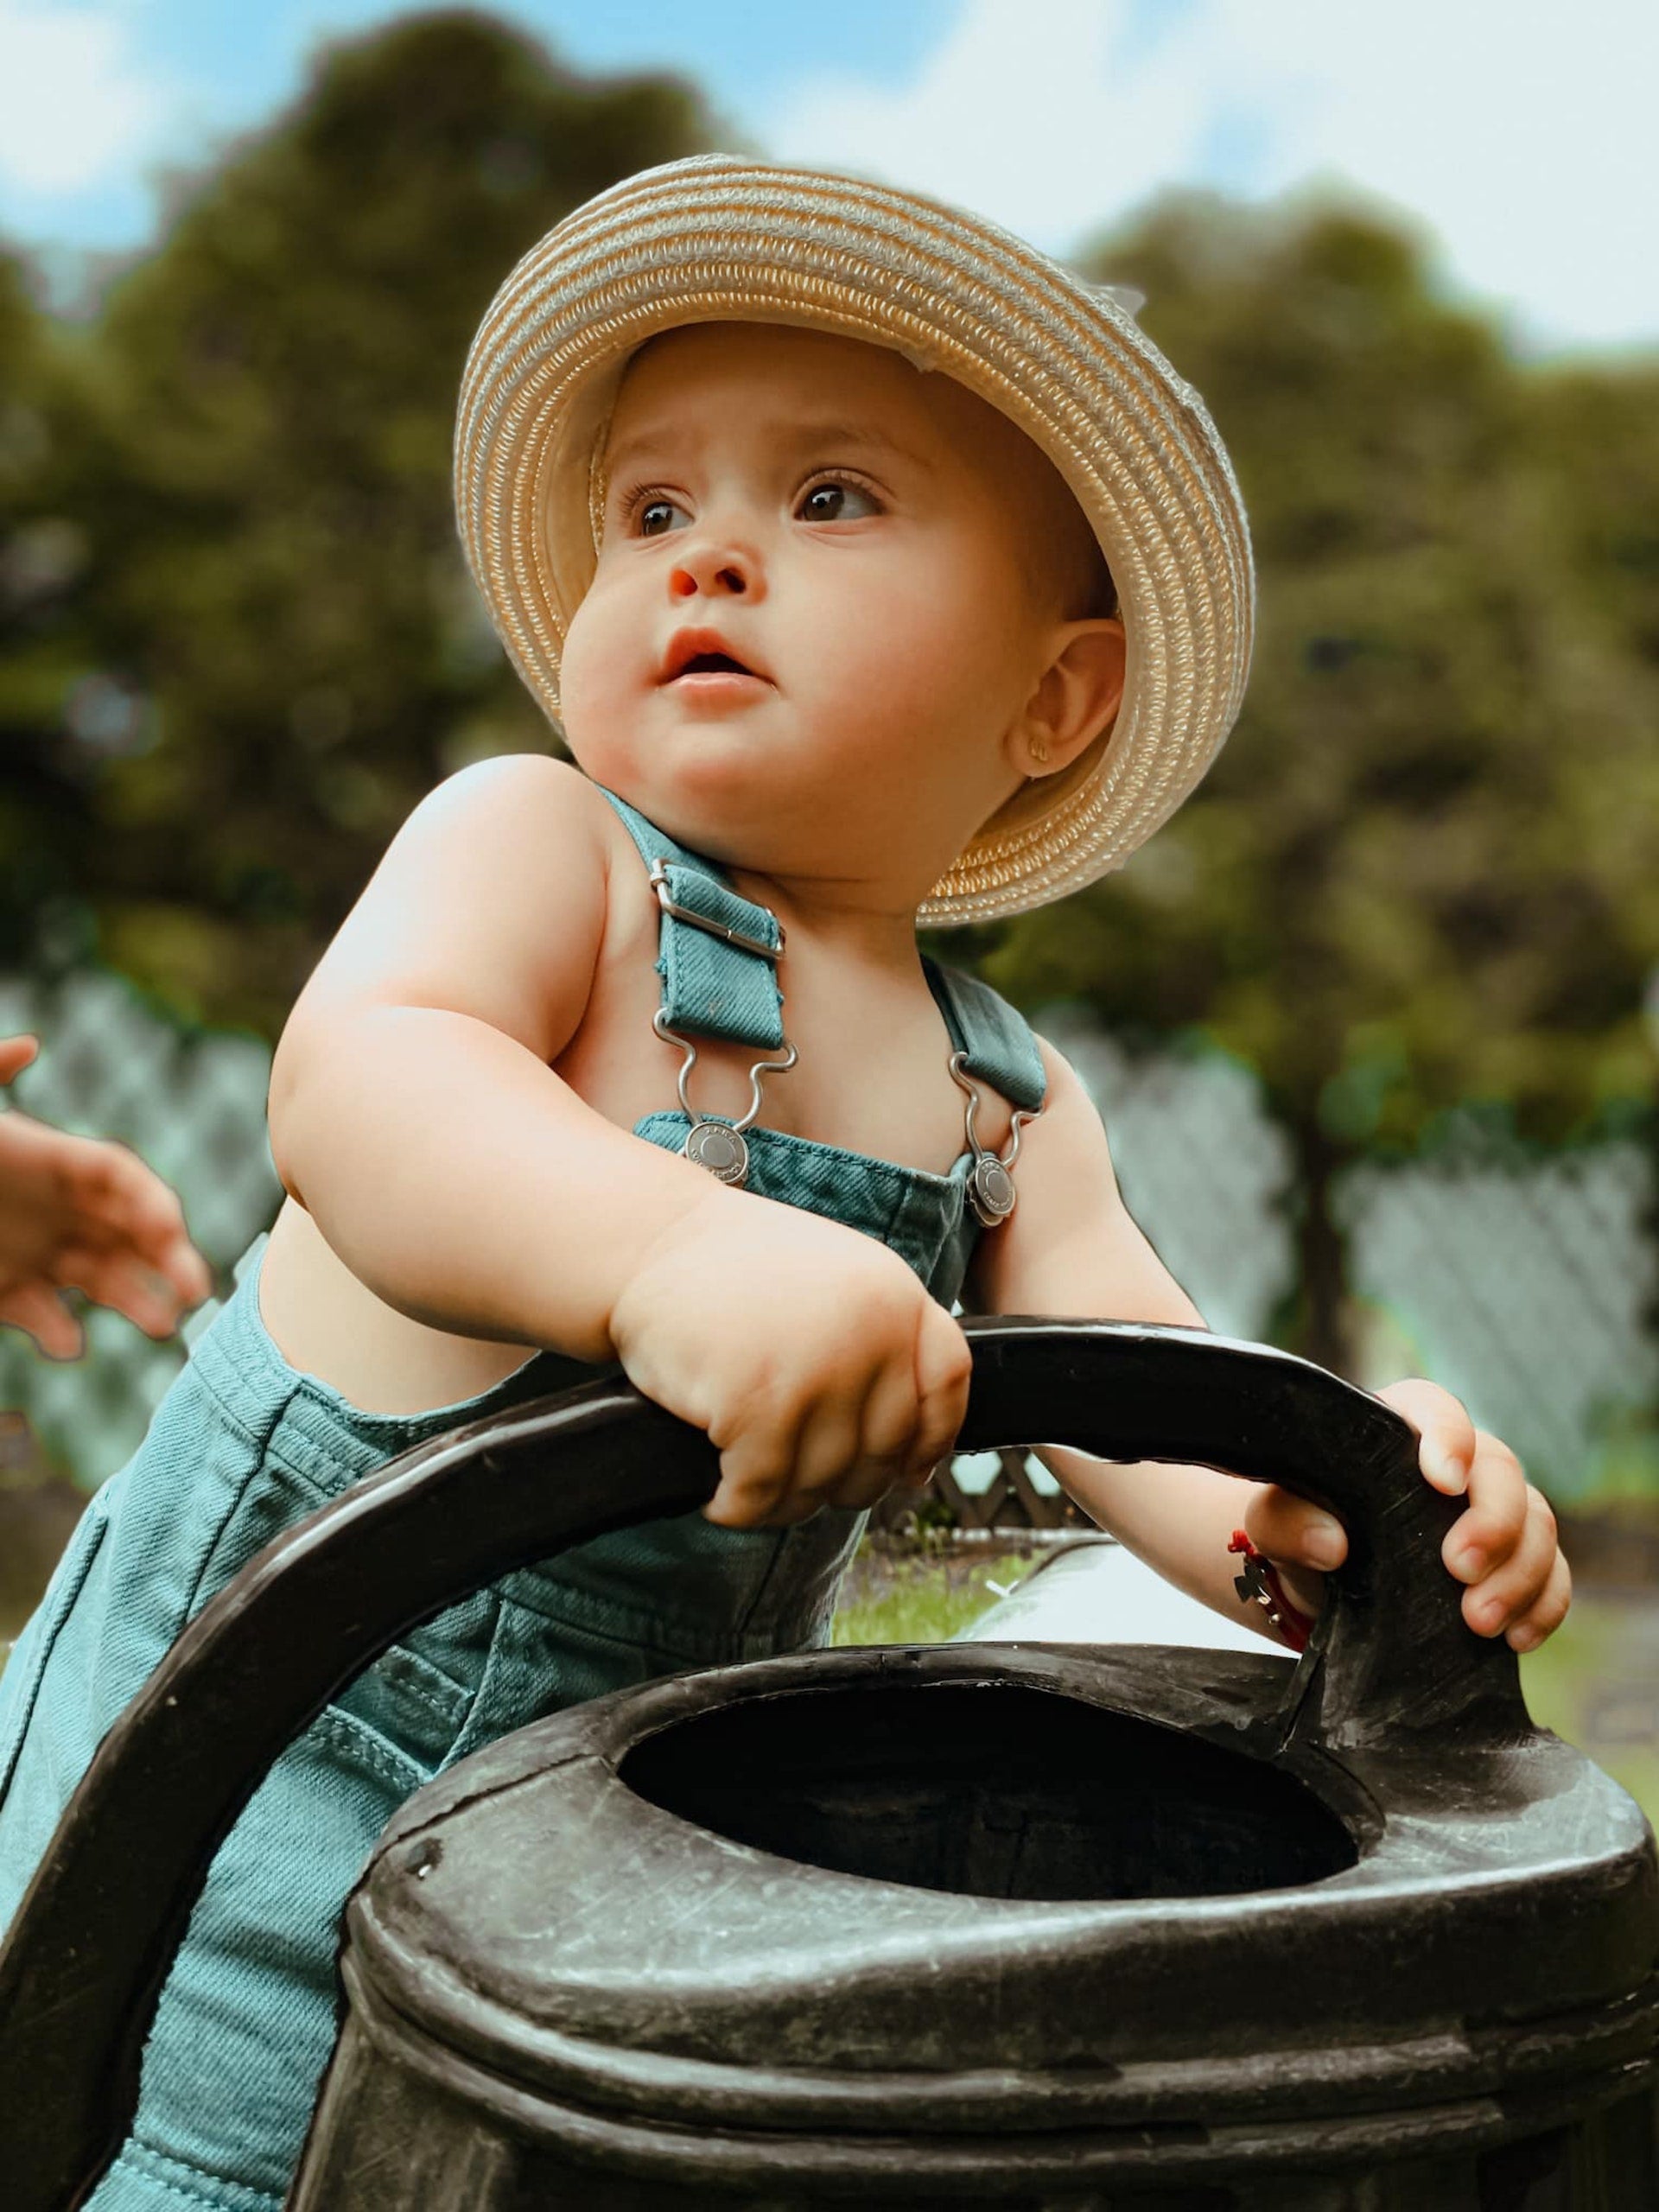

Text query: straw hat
(454, 155), (1254, 925)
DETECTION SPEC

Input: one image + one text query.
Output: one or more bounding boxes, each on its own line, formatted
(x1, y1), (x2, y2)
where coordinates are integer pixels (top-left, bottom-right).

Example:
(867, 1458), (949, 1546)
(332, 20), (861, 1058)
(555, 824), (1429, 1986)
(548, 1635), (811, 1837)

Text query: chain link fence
(1340, 1137), (1658, 1500)
(1041, 1007), (1657, 1503)
(0, 968), (282, 1486)
(0, 969), (1653, 1508)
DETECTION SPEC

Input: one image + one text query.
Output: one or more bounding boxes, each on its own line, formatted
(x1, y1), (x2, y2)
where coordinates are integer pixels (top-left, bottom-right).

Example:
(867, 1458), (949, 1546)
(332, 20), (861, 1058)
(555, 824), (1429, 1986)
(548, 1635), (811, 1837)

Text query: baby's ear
(1011, 618), (1126, 780)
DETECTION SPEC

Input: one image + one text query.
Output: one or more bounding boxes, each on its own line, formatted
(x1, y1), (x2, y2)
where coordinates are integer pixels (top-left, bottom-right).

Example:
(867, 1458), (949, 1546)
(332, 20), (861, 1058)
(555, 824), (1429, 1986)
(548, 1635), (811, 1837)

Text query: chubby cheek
(795, 563), (1018, 760)
(556, 588), (646, 770)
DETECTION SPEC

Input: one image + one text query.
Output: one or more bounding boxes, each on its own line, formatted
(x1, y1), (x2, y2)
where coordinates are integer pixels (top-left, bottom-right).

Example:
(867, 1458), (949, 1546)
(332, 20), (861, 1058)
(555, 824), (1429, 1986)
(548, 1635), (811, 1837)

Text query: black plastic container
(2, 1321), (1655, 2209)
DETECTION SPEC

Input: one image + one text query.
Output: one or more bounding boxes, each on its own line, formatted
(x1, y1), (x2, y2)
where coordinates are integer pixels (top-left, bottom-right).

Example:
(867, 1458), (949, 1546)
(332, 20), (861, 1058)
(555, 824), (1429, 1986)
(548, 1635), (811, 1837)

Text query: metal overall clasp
(949, 1052), (1038, 1228)
(647, 856), (796, 1190)
(652, 1010), (798, 1189)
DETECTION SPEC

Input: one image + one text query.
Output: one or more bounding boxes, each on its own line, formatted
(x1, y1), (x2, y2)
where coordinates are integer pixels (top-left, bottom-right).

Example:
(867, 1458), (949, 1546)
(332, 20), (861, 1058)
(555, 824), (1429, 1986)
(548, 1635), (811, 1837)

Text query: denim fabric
(0, 838), (1041, 2209)
(0, 1212), (920, 2207)
(598, 786), (788, 1048)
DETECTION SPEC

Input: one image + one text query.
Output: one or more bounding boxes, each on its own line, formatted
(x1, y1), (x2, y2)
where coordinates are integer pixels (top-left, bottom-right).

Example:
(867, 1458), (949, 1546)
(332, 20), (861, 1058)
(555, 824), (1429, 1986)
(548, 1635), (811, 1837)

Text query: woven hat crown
(455, 155), (1254, 924)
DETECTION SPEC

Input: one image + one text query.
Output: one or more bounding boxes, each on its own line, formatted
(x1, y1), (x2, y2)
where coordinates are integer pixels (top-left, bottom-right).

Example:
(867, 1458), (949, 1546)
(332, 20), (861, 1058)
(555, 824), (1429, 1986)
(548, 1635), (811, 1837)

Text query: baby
(0, 159), (1566, 2209)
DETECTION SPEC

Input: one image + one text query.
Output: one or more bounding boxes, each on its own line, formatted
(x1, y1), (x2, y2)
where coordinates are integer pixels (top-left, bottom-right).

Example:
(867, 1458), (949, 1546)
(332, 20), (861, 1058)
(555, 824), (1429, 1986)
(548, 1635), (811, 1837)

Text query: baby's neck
(722, 863), (925, 979)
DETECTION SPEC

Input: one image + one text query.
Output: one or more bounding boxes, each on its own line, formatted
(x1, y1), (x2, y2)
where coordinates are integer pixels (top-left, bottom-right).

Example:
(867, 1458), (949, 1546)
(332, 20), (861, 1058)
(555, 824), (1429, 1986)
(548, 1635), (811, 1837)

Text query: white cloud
(766, 0), (1659, 353)
(766, 0), (1205, 257)
(0, 0), (168, 196)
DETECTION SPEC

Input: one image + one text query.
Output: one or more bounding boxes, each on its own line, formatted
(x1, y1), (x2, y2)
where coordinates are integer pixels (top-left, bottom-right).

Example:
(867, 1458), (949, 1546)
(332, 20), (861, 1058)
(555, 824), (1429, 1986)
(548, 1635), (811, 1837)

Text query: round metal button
(684, 1120), (751, 1186)
(968, 1153), (1016, 1226)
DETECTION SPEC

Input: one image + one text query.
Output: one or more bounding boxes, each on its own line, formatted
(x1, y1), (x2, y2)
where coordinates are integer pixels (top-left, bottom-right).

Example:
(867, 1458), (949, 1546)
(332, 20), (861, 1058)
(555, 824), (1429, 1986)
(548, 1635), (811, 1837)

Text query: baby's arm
(971, 1041), (1569, 1649)
(269, 757), (969, 1523)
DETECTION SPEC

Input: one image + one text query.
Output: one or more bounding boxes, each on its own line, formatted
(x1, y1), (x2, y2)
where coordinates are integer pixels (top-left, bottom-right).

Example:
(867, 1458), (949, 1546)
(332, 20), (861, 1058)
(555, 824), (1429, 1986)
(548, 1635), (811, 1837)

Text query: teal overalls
(0, 790), (1046, 2211)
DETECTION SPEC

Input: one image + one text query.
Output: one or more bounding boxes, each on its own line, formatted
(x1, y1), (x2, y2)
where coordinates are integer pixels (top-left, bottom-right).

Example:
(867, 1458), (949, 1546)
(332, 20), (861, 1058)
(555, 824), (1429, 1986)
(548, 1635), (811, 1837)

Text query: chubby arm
(268, 756), (969, 1523)
(969, 1041), (1271, 1632)
(970, 1040), (1569, 1650)
(268, 755), (718, 1361)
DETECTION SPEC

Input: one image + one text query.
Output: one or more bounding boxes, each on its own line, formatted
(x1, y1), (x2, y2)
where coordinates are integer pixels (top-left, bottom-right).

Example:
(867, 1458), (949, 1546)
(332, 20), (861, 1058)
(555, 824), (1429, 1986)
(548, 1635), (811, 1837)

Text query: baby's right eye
(635, 496), (690, 538)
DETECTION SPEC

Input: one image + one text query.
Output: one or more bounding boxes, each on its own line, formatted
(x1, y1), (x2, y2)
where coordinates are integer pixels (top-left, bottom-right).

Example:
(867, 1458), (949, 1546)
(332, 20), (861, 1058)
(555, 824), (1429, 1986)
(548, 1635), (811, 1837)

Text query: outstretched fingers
(0, 1033), (40, 1088)
(55, 1138), (213, 1313)
(0, 1279), (84, 1361)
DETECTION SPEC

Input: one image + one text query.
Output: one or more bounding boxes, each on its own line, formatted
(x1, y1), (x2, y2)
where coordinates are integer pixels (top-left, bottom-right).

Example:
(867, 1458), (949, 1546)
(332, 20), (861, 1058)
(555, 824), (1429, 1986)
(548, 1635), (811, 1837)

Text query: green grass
(830, 1545), (1036, 1647)
(1519, 1598), (1659, 1829)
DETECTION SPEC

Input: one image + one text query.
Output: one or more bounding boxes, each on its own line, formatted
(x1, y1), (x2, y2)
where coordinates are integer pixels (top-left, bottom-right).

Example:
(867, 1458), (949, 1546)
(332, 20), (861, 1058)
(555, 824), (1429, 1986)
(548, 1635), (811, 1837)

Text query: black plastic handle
(0, 1320), (1525, 2210)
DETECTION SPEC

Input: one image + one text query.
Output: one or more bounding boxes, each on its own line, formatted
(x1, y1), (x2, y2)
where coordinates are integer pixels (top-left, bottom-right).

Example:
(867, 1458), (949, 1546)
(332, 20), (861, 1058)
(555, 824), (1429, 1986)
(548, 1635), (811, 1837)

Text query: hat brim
(455, 156), (1254, 925)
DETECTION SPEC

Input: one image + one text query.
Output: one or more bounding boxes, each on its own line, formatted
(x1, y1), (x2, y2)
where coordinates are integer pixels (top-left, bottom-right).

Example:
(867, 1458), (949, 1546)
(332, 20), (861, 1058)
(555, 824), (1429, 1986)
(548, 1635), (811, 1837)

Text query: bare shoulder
(390, 752), (610, 870)
(971, 1033), (1199, 1326)
(1008, 1036), (1127, 1226)
(281, 755), (617, 1064)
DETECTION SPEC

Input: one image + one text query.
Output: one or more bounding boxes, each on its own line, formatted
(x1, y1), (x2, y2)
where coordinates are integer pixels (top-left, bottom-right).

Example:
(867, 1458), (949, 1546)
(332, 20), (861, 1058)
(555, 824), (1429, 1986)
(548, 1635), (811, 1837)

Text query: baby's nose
(668, 544), (753, 600)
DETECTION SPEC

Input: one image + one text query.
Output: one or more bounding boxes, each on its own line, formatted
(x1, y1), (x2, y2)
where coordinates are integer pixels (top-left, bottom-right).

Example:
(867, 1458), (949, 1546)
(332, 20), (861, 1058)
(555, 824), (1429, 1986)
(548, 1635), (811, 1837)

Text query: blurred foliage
(0, 12), (712, 1032)
(978, 199), (1659, 1360)
(1, 23), (1656, 1368)
(0, 251), (99, 968)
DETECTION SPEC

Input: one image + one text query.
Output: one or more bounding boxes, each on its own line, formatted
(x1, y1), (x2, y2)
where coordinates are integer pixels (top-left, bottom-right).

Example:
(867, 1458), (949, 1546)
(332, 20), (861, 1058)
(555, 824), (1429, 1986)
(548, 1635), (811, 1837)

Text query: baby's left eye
(797, 480), (879, 524)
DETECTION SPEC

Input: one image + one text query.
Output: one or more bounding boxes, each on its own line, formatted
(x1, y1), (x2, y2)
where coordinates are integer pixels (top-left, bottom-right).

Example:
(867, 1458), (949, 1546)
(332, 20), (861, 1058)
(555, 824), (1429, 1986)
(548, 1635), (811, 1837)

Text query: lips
(658, 627), (771, 685)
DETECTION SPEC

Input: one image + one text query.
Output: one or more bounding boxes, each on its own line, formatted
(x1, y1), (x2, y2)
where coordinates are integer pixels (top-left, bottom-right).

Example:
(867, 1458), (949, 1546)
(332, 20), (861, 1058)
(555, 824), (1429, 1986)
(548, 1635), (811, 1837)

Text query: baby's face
(558, 322), (1109, 899)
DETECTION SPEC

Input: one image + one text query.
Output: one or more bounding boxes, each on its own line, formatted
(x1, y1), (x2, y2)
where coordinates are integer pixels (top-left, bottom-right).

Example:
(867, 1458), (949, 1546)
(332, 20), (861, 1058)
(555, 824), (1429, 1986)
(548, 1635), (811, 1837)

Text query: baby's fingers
(703, 1412), (798, 1529)
(909, 1306), (971, 1478)
(1376, 1377), (1477, 1496)
(1505, 1547), (1573, 1654)
(782, 1390), (893, 1520)
(1458, 1483), (1561, 1640)
(1440, 1433), (1531, 1587)
(1243, 1484), (1347, 1573)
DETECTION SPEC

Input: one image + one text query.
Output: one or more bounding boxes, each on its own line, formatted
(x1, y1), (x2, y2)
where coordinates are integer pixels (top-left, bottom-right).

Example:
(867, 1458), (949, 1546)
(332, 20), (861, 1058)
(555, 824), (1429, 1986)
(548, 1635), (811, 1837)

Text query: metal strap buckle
(652, 1008), (798, 1188)
(950, 1052), (1039, 1228)
(649, 861), (784, 962)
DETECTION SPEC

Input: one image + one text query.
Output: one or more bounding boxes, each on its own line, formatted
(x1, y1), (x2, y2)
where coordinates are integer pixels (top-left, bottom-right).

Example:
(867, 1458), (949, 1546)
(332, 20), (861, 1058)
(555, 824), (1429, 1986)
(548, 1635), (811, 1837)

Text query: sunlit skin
(560, 323), (1114, 912)
(264, 322), (1568, 1652)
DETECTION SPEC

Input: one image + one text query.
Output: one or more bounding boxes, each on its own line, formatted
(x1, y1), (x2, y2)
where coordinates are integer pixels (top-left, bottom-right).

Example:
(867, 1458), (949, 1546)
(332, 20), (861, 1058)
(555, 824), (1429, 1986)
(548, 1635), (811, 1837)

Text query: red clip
(1228, 1529), (1314, 1653)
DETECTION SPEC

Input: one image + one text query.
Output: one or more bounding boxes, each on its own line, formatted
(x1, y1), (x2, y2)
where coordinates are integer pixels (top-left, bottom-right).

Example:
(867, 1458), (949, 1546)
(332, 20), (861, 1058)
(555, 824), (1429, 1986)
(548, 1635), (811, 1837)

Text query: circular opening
(620, 1679), (1357, 1902)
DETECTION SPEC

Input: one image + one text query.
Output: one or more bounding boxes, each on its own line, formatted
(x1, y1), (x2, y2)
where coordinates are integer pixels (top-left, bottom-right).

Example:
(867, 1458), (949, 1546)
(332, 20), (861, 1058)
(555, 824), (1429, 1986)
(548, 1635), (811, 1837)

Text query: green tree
(0, 251), (99, 968)
(979, 199), (1659, 1368)
(71, 13), (713, 1033)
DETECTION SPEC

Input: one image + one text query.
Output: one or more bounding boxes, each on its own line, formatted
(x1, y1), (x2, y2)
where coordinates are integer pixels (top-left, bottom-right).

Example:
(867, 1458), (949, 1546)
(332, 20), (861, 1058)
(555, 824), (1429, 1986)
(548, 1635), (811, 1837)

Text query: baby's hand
(1241, 1378), (1570, 1653)
(607, 1185), (971, 1529)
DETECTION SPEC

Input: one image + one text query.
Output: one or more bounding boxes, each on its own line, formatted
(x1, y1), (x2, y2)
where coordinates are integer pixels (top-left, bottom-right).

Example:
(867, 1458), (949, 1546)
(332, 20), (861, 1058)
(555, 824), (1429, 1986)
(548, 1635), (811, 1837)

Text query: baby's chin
(564, 721), (801, 855)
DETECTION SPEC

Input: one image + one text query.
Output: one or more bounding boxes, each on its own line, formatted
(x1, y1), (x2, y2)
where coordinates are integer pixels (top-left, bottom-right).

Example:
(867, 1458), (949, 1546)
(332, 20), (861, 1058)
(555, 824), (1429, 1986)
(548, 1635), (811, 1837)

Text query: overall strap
(922, 960), (1047, 1115)
(595, 787), (785, 1052)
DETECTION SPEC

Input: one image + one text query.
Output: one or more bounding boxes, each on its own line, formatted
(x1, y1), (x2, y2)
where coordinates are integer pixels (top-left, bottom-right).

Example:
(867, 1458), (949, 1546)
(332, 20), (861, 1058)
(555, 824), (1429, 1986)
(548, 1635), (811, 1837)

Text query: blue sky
(3, 0), (1656, 354)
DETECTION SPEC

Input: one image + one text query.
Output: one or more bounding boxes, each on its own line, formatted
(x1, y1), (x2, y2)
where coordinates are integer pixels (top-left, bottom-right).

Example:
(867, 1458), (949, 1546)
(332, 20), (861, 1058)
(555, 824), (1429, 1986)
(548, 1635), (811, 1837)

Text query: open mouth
(678, 652), (753, 677)
(660, 629), (771, 685)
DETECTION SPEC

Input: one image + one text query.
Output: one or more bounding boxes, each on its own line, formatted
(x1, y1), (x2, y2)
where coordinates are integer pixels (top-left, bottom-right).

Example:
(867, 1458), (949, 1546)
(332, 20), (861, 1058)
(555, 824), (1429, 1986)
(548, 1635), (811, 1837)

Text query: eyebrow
(602, 416), (939, 483)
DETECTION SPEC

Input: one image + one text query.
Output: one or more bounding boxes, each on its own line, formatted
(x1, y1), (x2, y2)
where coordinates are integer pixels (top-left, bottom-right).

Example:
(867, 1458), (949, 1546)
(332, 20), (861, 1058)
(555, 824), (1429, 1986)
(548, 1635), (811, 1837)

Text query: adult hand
(0, 1033), (214, 1358)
